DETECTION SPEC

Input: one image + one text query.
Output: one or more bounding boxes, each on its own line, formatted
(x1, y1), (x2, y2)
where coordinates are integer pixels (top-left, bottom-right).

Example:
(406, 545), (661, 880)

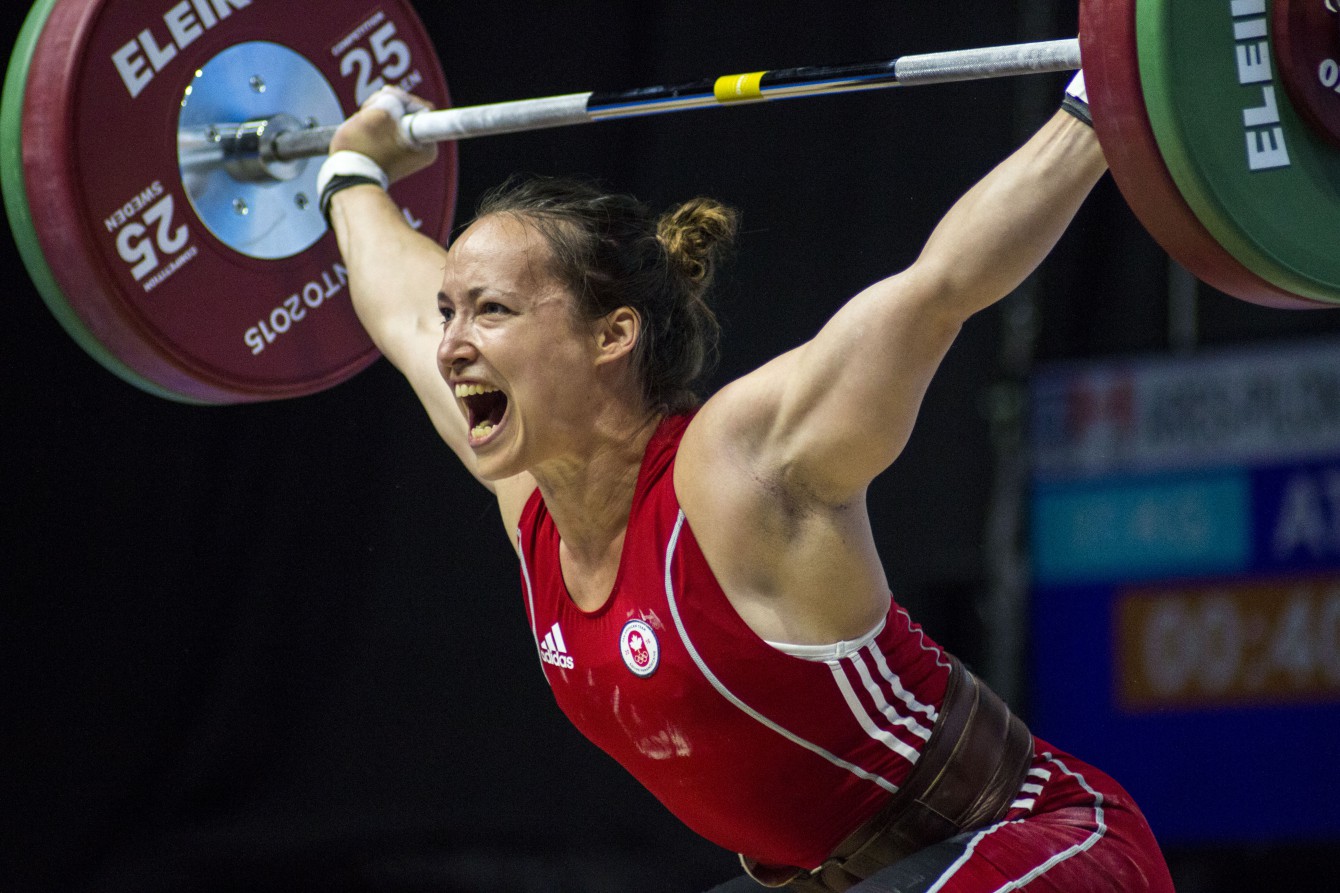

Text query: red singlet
(517, 415), (1176, 890)
(517, 414), (952, 869)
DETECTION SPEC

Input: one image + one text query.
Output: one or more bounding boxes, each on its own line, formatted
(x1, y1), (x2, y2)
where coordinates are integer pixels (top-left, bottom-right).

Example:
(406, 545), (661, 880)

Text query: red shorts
(706, 740), (1173, 893)
(853, 740), (1174, 893)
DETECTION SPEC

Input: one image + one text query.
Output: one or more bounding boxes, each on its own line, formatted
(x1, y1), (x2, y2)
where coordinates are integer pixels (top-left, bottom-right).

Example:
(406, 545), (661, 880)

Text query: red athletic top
(516, 414), (952, 869)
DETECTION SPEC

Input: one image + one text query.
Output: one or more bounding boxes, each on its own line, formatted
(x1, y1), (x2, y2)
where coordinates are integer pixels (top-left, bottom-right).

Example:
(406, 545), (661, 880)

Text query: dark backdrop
(4, 2), (1338, 891)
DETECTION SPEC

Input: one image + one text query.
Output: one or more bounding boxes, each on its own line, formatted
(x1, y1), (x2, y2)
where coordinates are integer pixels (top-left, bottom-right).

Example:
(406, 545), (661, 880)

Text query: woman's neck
(532, 407), (662, 564)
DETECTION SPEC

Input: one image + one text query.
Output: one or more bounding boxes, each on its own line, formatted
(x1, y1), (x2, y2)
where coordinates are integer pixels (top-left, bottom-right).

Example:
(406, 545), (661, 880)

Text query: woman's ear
(593, 306), (640, 365)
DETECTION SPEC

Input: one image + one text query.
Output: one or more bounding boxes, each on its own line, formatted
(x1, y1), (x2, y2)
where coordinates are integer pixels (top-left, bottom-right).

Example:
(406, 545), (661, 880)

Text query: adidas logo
(540, 622), (575, 670)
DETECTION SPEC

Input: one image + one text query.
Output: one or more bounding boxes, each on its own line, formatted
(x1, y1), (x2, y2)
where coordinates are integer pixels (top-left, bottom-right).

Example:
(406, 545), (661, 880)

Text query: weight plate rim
(1138, 0), (1340, 303)
(1137, 0), (1340, 302)
(16, 0), (457, 403)
(1137, 0), (1340, 304)
(72, 6), (368, 401)
(112, 3), (454, 400)
(17, 0), (277, 403)
(1080, 0), (1326, 310)
(3, 0), (205, 401)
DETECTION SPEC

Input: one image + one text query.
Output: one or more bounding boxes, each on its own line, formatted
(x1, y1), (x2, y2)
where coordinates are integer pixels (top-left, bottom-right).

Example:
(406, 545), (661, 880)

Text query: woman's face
(436, 214), (602, 480)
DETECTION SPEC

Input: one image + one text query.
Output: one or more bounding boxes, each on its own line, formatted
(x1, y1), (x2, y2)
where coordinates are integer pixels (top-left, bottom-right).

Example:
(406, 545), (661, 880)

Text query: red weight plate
(1080, 0), (1325, 310)
(1273, 0), (1340, 149)
(22, 0), (457, 403)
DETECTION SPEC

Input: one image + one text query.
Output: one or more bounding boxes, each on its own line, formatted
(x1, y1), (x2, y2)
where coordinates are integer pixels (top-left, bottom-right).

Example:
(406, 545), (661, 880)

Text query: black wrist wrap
(320, 174), (384, 228)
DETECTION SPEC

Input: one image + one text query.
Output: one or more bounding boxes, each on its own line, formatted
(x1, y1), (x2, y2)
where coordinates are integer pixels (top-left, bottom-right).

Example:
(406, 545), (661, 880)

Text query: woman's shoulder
(677, 348), (805, 494)
(675, 381), (796, 543)
(674, 384), (889, 644)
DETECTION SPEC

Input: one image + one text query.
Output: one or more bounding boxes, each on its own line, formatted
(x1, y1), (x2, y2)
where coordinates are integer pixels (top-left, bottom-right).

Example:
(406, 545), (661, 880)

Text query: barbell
(2, 0), (1338, 404)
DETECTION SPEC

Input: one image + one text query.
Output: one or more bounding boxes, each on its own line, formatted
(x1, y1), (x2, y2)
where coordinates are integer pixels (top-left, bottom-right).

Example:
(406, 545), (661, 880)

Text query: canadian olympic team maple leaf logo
(619, 619), (659, 678)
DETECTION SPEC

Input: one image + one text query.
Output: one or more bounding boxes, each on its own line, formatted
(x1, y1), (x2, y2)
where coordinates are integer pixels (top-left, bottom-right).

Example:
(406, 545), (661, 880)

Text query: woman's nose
(437, 318), (477, 369)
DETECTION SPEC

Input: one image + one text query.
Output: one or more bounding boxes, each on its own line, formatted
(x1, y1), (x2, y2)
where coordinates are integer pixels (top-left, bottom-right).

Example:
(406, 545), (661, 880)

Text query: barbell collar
(218, 114), (311, 183)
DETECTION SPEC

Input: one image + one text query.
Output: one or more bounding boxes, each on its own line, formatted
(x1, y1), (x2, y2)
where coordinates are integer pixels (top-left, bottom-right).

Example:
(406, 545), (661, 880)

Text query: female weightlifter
(317, 69), (1175, 891)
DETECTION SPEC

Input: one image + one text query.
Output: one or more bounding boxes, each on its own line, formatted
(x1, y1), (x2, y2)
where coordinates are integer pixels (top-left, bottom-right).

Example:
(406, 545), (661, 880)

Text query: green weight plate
(1137, 0), (1340, 304)
(2, 0), (188, 400)
(1082, 0), (1324, 309)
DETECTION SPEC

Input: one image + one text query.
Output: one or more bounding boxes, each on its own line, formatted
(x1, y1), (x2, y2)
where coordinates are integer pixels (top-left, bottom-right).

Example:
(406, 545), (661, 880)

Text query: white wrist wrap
(1060, 70), (1092, 126)
(1065, 70), (1088, 106)
(316, 150), (389, 198)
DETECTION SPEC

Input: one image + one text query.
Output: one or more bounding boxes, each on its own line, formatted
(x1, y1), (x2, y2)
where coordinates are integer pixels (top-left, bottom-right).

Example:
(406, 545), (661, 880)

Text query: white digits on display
(1137, 585), (1340, 701)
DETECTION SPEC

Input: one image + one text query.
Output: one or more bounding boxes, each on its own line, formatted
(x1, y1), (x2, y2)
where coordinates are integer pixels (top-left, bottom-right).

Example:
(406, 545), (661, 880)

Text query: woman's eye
(482, 302), (510, 315)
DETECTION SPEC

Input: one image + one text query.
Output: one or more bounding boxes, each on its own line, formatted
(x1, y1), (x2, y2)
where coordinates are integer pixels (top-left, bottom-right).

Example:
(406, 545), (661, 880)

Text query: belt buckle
(739, 854), (802, 887)
(739, 854), (861, 892)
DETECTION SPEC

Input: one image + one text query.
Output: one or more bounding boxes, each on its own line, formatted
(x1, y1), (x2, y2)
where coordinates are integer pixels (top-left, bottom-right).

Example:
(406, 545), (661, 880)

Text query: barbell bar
(3, 0), (1339, 405)
(267, 38), (1084, 161)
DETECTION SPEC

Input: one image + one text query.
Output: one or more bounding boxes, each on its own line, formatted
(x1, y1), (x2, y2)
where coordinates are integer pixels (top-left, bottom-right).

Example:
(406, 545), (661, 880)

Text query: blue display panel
(1029, 339), (1340, 844)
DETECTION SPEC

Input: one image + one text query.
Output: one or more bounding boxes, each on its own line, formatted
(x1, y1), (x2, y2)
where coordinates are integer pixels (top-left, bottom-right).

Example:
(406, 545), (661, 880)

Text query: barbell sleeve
(272, 38), (1080, 162)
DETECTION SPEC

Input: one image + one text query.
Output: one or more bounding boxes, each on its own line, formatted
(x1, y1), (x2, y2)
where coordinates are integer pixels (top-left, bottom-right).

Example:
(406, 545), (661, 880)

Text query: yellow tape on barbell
(713, 71), (767, 103)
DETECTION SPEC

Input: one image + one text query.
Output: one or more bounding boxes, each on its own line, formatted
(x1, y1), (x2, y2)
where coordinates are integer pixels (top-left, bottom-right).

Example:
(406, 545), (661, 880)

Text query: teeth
(454, 383), (499, 398)
(471, 422), (495, 438)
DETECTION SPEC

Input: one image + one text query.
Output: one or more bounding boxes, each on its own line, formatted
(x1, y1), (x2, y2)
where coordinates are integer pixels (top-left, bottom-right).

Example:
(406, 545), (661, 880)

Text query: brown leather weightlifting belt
(740, 656), (1034, 892)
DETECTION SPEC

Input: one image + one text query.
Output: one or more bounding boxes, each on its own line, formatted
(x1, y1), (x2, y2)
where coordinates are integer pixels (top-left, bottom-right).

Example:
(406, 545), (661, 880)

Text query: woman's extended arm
(326, 101), (538, 530)
(326, 182), (481, 473)
(699, 110), (1108, 506)
(323, 97), (475, 459)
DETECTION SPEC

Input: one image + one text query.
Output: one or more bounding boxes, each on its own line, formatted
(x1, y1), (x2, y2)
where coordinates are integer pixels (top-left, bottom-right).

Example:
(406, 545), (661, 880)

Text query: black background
(4, 1), (1338, 891)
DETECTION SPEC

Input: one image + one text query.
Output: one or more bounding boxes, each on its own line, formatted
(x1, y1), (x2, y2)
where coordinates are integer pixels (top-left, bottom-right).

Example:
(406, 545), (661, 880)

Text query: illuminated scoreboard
(1029, 337), (1340, 843)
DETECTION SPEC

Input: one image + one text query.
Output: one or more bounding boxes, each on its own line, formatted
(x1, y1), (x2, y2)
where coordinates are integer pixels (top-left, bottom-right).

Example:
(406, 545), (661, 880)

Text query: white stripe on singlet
(1009, 766), (1053, 811)
(765, 617), (884, 660)
(867, 642), (940, 724)
(828, 659), (923, 763)
(662, 510), (901, 796)
(517, 529), (548, 673)
(896, 606), (952, 670)
(770, 614), (932, 740)
(846, 651), (932, 740)
(925, 752), (1109, 893)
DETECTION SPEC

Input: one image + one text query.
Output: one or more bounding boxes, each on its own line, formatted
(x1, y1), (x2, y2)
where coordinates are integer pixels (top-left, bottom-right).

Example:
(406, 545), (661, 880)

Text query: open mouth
(455, 383), (509, 442)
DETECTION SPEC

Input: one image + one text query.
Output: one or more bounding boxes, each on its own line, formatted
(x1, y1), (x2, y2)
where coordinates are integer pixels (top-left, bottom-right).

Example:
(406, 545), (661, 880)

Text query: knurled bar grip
(273, 38), (1081, 161)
